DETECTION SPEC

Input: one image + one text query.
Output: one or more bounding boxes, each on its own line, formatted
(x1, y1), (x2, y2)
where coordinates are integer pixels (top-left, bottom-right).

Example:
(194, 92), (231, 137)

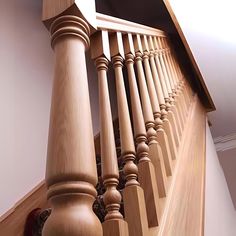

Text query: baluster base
(163, 119), (178, 160)
(138, 161), (162, 227)
(167, 110), (180, 148)
(148, 142), (168, 198)
(123, 185), (149, 236)
(102, 219), (129, 236)
(156, 129), (173, 176)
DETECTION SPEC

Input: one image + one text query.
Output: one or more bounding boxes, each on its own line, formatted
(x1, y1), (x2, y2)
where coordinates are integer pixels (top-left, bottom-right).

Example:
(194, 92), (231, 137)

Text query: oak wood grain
(159, 96), (206, 236)
(124, 35), (162, 228)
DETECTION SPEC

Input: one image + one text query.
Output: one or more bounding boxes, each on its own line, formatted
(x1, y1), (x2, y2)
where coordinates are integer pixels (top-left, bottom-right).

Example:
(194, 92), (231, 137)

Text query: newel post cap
(42, 0), (97, 31)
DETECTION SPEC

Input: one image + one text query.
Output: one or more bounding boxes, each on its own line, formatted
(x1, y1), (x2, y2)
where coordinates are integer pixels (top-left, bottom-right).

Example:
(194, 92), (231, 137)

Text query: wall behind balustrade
(205, 124), (236, 236)
(0, 0), (52, 215)
(0, 0), (118, 216)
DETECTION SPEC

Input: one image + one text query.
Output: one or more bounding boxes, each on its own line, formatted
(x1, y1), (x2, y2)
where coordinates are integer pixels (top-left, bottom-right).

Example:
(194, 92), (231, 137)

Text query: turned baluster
(163, 39), (188, 117)
(161, 37), (188, 113)
(141, 35), (173, 177)
(109, 32), (150, 236)
(159, 38), (176, 95)
(161, 38), (177, 89)
(163, 38), (188, 119)
(175, 56), (193, 105)
(168, 55), (191, 112)
(133, 34), (167, 198)
(153, 37), (180, 151)
(159, 37), (185, 129)
(148, 36), (177, 159)
(157, 37), (183, 138)
(155, 36), (181, 145)
(147, 36), (178, 161)
(42, 14), (102, 236)
(123, 33), (162, 227)
(156, 36), (182, 138)
(90, 31), (128, 236)
(170, 50), (192, 106)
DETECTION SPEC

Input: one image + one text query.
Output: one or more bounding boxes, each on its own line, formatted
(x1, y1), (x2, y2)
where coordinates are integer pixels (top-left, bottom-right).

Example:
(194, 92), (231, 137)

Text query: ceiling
(96, 0), (236, 209)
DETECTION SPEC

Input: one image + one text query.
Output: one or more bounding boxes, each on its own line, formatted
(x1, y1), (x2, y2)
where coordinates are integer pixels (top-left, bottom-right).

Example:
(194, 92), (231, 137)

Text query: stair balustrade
(39, 2), (210, 235)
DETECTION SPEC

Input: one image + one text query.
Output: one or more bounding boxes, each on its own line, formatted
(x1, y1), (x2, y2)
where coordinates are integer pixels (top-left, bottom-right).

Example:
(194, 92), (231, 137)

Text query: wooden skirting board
(0, 181), (48, 236)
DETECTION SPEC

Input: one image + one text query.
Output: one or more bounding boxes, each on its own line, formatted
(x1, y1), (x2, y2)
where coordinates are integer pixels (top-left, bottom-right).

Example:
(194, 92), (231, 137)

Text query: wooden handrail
(96, 13), (167, 37)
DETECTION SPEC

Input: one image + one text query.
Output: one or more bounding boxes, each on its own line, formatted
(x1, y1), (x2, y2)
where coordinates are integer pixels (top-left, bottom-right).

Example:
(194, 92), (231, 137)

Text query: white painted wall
(0, 0), (53, 215)
(0, 0), (118, 216)
(205, 124), (236, 236)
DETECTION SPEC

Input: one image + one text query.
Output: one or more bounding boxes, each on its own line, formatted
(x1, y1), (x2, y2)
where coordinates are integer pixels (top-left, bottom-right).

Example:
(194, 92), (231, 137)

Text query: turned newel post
(42, 2), (102, 235)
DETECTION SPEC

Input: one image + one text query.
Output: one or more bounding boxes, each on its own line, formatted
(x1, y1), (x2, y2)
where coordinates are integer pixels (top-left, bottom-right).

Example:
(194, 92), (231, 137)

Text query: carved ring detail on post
(50, 15), (90, 49)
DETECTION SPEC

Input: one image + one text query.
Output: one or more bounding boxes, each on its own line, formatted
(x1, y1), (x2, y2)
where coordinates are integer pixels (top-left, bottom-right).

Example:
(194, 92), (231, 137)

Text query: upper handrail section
(95, 13), (167, 37)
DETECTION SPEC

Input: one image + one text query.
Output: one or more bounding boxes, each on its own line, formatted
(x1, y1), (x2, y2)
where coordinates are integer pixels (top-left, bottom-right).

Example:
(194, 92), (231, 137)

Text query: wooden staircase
(0, 1), (215, 236)
(38, 1), (212, 235)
